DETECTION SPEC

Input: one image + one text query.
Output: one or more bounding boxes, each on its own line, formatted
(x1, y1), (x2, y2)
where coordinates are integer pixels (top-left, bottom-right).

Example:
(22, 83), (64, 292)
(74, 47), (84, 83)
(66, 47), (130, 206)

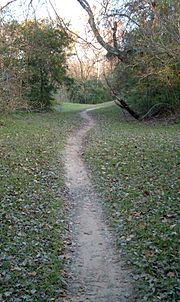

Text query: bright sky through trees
(1, 0), (88, 32)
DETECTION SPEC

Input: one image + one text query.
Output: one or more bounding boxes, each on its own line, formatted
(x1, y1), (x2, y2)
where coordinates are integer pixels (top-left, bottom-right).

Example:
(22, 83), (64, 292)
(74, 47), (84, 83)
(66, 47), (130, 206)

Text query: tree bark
(76, 0), (140, 120)
(114, 98), (140, 120)
(76, 0), (125, 61)
(104, 74), (140, 120)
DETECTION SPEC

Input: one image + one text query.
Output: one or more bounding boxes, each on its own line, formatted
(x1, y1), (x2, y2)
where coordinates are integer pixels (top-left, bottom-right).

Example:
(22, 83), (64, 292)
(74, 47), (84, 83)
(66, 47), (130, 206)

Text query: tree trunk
(76, 0), (125, 61)
(76, 0), (140, 120)
(105, 75), (140, 120)
(114, 99), (140, 120)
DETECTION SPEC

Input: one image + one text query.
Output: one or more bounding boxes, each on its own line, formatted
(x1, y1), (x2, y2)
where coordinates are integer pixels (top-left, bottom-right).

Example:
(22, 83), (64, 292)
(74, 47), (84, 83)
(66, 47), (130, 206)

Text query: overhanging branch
(48, 0), (102, 50)
(76, 0), (125, 61)
(0, 0), (17, 11)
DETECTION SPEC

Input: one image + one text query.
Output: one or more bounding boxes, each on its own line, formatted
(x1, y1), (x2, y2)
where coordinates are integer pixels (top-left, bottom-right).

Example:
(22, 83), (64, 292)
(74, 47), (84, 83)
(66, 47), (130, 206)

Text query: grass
(53, 101), (114, 113)
(54, 102), (94, 113)
(84, 104), (179, 302)
(0, 110), (81, 302)
(1, 101), (179, 301)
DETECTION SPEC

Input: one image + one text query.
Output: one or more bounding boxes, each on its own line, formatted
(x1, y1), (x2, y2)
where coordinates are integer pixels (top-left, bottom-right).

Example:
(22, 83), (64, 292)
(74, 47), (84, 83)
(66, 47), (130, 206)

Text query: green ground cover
(54, 101), (114, 113)
(84, 105), (179, 302)
(0, 109), (81, 302)
(54, 102), (94, 113)
(1, 102), (179, 302)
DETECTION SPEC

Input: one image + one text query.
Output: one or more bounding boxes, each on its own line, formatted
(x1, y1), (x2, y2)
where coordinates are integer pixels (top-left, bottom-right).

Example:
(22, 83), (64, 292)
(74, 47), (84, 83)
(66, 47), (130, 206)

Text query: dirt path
(63, 111), (135, 302)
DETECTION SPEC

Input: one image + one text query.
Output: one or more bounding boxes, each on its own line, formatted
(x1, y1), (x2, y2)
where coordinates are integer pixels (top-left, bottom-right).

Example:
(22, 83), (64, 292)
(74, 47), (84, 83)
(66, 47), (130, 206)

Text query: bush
(65, 77), (112, 104)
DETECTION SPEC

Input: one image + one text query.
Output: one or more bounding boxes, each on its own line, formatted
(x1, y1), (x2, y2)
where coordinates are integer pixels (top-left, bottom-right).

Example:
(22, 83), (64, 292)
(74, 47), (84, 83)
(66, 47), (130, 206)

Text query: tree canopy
(76, 0), (180, 118)
(0, 17), (72, 111)
(0, 0), (179, 117)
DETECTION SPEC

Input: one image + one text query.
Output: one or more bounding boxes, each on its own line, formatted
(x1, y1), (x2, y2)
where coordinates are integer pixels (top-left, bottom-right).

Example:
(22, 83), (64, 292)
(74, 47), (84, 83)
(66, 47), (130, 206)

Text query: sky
(48, 0), (90, 34)
(0, 0), (91, 33)
(0, 0), (106, 53)
(53, 0), (86, 25)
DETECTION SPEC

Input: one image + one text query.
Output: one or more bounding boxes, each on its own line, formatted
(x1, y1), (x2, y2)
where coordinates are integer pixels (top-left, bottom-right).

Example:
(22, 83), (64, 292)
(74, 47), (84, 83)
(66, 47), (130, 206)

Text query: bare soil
(63, 111), (136, 302)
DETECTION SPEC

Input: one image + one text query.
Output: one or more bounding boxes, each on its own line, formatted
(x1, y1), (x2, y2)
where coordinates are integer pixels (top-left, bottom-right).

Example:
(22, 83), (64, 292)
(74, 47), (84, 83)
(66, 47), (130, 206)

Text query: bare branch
(76, 0), (125, 60)
(48, 0), (102, 50)
(112, 21), (118, 49)
(0, 0), (17, 11)
(107, 13), (140, 27)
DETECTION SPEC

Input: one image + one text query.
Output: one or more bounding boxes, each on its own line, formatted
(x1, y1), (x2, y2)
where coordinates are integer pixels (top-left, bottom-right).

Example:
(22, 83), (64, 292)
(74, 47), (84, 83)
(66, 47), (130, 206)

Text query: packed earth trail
(63, 110), (136, 302)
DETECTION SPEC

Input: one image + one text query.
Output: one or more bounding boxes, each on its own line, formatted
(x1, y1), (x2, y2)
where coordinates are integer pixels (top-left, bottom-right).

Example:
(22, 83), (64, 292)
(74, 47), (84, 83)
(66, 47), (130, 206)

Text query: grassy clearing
(54, 101), (114, 113)
(0, 110), (81, 302)
(84, 105), (179, 302)
(54, 102), (94, 113)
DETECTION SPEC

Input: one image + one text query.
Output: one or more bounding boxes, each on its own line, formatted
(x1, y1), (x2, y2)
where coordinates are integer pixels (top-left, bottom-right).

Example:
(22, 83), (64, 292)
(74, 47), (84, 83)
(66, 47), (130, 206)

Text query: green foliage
(0, 20), (25, 111)
(19, 20), (72, 109)
(54, 102), (95, 112)
(0, 111), (81, 301)
(109, 0), (180, 116)
(65, 77), (112, 104)
(84, 105), (179, 301)
(112, 55), (180, 116)
(0, 19), (72, 111)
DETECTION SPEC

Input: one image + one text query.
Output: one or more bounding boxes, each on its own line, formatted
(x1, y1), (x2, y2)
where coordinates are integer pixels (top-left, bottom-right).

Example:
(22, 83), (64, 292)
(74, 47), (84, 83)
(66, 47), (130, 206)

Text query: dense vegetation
(1, 0), (179, 116)
(0, 18), (71, 111)
(109, 0), (180, 116)
(84, 105), (179, 301)
(77, 0), (180, 118)
(65, 77), (112, 104)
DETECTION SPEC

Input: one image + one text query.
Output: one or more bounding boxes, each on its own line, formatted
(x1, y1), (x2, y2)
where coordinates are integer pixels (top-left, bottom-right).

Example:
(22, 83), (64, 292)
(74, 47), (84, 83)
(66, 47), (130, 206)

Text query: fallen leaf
(144, 250), (154, 257)
(167, 271), (175, 277)
(28, 271), (37, 276)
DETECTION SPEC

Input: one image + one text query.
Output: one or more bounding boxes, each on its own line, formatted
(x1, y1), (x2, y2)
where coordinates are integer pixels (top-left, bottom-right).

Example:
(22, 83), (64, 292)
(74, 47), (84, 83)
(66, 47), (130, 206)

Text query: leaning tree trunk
(105, 74), (140, 120)
(114, 98), (140, 120)
(76, 0), (140, 120)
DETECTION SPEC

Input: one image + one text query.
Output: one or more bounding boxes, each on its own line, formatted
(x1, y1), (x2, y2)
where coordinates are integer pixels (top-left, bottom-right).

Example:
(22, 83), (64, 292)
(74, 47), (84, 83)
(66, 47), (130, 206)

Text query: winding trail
(63, 111), (135, 302)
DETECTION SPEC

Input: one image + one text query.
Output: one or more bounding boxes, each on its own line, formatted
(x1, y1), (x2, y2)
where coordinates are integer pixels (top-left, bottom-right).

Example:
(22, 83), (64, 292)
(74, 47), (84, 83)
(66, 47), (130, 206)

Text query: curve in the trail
(64, 110), (136, 302)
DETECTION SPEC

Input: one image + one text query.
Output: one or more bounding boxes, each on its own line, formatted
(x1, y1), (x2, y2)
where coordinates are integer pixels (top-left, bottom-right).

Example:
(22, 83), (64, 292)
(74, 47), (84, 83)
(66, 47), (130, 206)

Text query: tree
(2, 0), (179, 116)
(66, 35), (112, 104)
(76, 0), (180, 118)
(109, 0), (180, 116)
(0, 18), (72, 111)
(76, 0), (125, 60)
(19, 19), (72, 108)
(76, 0), (140, 119)
(0, 19), (26, 111)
